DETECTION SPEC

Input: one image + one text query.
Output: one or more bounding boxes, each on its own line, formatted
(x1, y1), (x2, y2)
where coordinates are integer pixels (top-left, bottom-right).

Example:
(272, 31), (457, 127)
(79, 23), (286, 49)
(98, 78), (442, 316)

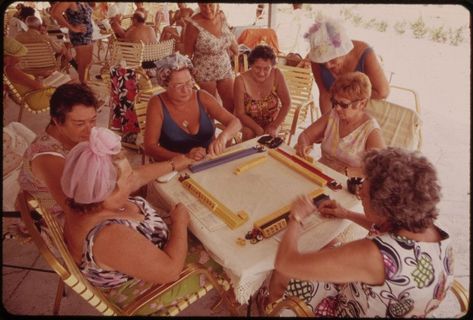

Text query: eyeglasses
(169, 79), (195, 90)
(331, 97), (362, 109)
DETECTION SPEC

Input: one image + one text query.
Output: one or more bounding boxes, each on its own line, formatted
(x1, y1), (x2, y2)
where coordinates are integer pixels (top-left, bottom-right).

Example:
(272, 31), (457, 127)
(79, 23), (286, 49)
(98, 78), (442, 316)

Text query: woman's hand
(290, 195), (317, 221)
(208, 134), (227, 157)
(171, 202), (190, 226)
(264, 123), (279, 137)
(69, 23), (87, 33)
(318, 200), (349, 219)
(295, 133), (312, 158)
(187, 147), (207, 161)
(172, 154), (194, 171)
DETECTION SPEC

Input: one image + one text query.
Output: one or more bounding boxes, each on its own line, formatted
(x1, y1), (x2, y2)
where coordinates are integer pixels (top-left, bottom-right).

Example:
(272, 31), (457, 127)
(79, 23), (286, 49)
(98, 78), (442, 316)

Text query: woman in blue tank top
(305, 17), (390, 115)
(144, 53), (241, 161)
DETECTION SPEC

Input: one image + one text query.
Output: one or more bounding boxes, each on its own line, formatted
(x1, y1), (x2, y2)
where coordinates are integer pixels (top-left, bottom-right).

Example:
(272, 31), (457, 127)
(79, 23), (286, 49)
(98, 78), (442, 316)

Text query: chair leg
(53, 278), (65, 315)
(17, 105), (24, 123)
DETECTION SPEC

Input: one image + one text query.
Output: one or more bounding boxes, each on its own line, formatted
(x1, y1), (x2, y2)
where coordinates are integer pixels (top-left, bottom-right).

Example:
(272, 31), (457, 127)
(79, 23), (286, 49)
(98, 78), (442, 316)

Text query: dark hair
(66, 198), (103, 214)
(248, 45), (276, 66)
(18, 6), (35, 21)
(363, 147), (441, 233)
(133, 11), (146, 23)
(49, 84), (98, 124)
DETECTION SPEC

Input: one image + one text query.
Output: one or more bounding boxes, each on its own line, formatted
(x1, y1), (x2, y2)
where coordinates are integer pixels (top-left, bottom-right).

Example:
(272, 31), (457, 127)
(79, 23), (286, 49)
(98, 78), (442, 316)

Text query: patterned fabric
(319, 47), (372, 90)
(243, 77), (280, 128)
(65, 2), (93, 46)
(18, 132), (68, 215)
(283, 227), (454, 317)
(158, 90), (215, 154)
(109, 66), (139, 134)
(186, 16), (234, 82)
(80, 196), (221, 315)
(319, 109), (380, 174)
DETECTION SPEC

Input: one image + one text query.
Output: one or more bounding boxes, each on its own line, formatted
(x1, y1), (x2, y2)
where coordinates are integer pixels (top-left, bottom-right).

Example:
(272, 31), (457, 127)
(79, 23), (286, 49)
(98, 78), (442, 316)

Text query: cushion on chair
(366, 99), (422, 151)
(3, 122), (37, 211)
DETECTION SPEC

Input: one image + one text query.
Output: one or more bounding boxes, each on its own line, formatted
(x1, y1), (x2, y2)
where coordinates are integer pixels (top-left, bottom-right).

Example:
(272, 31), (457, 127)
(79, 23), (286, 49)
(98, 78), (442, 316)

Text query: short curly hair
(363, 147), (441, 232)
(248, 45), (276, 66)
(49, 83), (99, 124)
(154, 53), (195, 88)
(330, 71), (372, 101)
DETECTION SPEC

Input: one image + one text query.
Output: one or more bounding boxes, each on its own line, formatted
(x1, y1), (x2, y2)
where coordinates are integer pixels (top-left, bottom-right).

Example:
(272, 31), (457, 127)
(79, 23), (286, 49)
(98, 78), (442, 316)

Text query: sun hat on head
(61, 127), (122, 204)
(4, 37), (28, 57)
(154, 53), (194, 88)
(304, 17), (353, 64)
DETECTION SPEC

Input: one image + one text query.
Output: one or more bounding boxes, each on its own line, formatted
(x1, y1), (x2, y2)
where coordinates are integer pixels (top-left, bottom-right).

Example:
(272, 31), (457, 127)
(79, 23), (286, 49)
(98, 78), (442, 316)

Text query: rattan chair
(18, 190), (237, 316)
(277, 64), (318, 146)
(18, 41), (62, 77)
(142, 39), (175, 66)
(3, 74), (55, 122)
(366, 98), (423, 151)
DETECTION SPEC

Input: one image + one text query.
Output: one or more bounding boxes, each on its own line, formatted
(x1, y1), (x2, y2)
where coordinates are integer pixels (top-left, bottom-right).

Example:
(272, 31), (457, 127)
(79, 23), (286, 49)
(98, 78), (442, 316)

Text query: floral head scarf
(154, 53), (195, 88)
(304, 16), (354, 64)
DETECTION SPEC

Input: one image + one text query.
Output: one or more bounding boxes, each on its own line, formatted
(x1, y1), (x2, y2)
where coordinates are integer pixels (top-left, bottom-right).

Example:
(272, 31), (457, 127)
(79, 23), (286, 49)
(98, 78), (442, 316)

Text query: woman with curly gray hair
(257, 147), (454, 317)
(143, 53), (241, 161)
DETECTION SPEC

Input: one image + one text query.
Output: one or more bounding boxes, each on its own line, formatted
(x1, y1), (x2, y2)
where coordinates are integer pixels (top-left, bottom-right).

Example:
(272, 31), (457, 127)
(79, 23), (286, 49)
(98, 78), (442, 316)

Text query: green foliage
(375, 21), (388, 32)
(429, 26), (448, 43)
(410, 17), (428, 39)
(394, 21), (407, 35)
(448, 26), (465, 46)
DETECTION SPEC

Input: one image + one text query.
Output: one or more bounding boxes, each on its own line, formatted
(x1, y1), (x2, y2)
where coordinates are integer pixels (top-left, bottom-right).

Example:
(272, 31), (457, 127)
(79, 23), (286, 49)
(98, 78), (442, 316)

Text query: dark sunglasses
(257, 135), (284, 148)
(331, 97), (362, 109)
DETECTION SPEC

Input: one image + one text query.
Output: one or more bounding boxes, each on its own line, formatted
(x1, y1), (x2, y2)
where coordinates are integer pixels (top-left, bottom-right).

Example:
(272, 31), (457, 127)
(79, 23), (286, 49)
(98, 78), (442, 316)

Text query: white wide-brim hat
(305, 17), (354, 64)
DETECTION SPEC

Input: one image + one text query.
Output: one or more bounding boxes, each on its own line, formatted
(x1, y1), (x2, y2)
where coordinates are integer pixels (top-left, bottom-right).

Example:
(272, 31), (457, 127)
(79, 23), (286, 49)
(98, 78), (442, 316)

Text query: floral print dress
(186, 16), (234, 82)
(18, 132), (68, 216)
(283, 226), (454, 317)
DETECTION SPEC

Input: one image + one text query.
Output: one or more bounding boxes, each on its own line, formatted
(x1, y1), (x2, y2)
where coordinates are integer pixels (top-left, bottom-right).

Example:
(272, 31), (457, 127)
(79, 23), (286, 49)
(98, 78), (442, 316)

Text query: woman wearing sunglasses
(296, 71), (385, 177)
(143, 53), (241, 162)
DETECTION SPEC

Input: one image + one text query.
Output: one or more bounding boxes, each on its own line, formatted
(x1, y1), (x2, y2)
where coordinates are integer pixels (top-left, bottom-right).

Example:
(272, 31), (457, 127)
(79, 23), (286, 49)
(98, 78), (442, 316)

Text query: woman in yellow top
(234, 45), (291, 141)
(3, 37), (55, 113)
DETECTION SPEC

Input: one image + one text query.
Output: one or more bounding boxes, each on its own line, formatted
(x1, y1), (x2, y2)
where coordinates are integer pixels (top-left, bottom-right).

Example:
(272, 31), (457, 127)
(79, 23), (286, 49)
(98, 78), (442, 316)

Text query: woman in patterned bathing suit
(260, 147), (454, 317)
(234, 45), (291, 141)
(52, 2), (93, 83)
(61, 127), (224, 315)
(183, 3), (238, 113)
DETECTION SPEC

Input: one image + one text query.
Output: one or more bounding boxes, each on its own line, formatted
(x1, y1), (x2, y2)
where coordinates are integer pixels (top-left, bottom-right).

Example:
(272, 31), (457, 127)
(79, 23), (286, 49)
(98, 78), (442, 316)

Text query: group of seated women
(15, 11), (453, 317)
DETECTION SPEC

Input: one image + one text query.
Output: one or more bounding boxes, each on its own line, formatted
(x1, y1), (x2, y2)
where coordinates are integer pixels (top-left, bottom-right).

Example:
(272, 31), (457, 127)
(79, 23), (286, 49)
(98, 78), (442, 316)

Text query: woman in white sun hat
(306, 16), (389, 115)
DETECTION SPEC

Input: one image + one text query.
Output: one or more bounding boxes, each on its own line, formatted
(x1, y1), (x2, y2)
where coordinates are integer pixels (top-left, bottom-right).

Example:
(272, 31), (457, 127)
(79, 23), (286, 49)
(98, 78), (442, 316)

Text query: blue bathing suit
(320, 47), (373, 90)
(158, 90), (215, 154)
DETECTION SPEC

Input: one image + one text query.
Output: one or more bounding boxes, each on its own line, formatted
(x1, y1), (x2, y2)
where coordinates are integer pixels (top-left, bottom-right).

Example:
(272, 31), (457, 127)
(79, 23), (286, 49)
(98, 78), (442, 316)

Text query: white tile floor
(2, 18), (470, 317)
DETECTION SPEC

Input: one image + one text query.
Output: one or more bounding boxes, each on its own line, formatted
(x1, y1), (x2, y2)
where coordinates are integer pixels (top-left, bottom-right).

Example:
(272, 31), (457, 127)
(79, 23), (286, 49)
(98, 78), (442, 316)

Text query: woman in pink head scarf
(60, 127), (222, 314)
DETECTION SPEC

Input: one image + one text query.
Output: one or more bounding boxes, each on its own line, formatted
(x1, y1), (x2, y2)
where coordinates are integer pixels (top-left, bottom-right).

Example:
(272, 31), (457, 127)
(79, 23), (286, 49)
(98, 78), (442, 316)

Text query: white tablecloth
(148, 138), (362, 304)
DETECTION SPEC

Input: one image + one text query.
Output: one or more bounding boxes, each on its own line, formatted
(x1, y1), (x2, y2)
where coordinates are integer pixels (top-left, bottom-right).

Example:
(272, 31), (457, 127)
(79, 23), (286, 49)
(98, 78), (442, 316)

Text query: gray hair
(363, 147), (441, 233)
(154, 53), (194, 88)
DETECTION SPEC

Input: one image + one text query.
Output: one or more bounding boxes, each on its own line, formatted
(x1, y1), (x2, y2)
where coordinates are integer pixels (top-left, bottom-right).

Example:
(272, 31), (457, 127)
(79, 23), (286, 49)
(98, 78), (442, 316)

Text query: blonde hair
(330, 71), (372, 101)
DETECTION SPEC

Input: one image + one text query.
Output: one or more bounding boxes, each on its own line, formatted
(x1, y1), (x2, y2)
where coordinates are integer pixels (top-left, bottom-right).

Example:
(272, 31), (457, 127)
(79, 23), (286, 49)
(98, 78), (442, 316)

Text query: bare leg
(197, 80), (218, 99)
(74, 43), (93, 83)
(267, 270), (291, 305)
(216, 78), (235, 113)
